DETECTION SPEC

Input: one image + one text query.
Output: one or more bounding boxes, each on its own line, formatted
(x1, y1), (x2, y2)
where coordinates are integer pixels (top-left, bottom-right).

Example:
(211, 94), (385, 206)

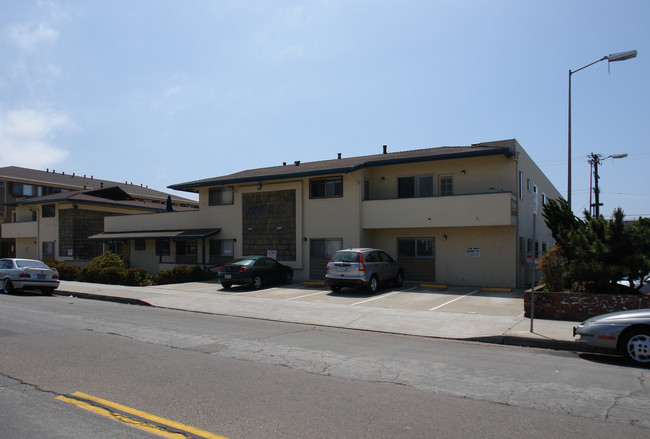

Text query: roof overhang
(88, 228), (221, 240)
(168, 146), (515, 192)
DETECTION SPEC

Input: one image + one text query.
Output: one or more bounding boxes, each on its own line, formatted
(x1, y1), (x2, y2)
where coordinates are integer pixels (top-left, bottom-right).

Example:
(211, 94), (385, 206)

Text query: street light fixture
(567, 49), (637, 210)
(587, 152), (628, 217)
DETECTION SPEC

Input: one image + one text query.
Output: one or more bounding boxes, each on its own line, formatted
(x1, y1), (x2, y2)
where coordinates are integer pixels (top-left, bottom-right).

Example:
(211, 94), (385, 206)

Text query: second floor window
(209, 187), (234, 206)
(398, 175), (434, 198)
(310, 177), (343, 199)
(42, 204), (55, 218)
(439, 176), (453, 196)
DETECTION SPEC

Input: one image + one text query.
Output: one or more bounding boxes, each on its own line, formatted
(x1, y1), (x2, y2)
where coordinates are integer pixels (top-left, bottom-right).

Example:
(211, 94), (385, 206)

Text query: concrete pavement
(53, 280), (587, 353)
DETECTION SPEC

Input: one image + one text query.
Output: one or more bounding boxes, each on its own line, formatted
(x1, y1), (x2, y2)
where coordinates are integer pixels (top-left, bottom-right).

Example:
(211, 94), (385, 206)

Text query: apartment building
(90, 139), (561, 288)
(0, 166), (197, 260)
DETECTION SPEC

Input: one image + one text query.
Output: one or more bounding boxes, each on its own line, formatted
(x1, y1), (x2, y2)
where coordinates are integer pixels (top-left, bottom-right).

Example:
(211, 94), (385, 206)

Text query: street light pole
(567, 50), (637, 210)
(587, 153), (628, 217)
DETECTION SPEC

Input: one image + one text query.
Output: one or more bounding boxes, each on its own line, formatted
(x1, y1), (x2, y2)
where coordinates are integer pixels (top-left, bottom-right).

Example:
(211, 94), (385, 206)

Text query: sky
(1, 1), (648, 218)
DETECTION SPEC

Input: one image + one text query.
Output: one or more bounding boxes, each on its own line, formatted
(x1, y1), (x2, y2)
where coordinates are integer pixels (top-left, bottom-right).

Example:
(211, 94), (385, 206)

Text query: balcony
(1, 221), (37, 238)
(362, 192), (517, 229)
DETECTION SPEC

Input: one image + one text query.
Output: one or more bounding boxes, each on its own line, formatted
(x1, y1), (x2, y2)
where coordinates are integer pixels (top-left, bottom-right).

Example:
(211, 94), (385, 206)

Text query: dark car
(325, 248), (403, 294)
(217, 256), (293, 290)
(0, 258), (60, 294)
(574, 309), (650, 366)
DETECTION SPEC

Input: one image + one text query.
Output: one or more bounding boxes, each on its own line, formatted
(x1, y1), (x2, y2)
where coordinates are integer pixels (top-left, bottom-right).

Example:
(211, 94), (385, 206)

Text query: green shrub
(90, 251), (125, 270)
(79, 266), (102, 283)
(99, 266), (126, 285)
(56, 264), (81, 281)
(152, 265), (205, 285)
(125, 268), (150, 286)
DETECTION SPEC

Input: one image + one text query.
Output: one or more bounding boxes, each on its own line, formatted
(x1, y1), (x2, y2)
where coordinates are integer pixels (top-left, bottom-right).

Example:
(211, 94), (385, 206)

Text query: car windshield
(16, 260), (48, 268)
(331, 252), (361, 263)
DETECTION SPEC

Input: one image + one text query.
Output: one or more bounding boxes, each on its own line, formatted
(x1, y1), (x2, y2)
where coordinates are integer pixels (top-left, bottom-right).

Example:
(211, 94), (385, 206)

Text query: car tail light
(359, 252), (365, 271)
(53, 275), (60, 280)
(237, 267), (251, 273)
(19, 273), (31, 278)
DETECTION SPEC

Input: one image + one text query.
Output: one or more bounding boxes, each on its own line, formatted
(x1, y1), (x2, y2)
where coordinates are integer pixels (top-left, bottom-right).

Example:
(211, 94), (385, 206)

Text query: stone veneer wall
(242, 190), (296, 261)
(524, 290), (650, 321)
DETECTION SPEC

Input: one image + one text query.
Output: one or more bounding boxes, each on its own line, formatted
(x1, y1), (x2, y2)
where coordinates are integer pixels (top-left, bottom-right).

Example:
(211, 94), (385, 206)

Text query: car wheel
(330, 285), (341, 293)
(284, 271), (293, 284)
(394, 270), (404, 287)
(368, 276), (379, 294)
(253, 276), (263, 290)
(2, 279), (14, 294)
(221, 282), (232, 289)
(620, 328), (650, 366)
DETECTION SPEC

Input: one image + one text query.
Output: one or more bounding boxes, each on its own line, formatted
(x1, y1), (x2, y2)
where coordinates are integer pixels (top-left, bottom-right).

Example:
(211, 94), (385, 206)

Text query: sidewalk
(54, 280), (586, 353)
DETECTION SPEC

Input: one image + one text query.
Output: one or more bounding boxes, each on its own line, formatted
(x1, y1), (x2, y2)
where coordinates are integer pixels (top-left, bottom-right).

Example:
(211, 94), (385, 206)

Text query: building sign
(466, 247), (480, 258)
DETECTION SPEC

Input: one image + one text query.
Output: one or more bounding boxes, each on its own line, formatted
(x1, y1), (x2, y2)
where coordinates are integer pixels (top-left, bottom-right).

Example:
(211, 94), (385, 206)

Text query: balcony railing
(362, 192), (517, 229)
(1, 220), (37, 238)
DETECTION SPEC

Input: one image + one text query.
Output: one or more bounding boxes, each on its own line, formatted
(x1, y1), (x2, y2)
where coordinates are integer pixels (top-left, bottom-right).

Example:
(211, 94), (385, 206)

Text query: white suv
(325, 248), (403, 294)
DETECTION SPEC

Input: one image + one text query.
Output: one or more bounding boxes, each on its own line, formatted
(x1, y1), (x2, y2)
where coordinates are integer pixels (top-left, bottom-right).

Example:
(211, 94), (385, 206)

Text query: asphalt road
(1, 293), (648, 438)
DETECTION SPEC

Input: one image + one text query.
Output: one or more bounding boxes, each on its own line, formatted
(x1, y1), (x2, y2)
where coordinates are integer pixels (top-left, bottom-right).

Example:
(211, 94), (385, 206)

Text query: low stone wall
(524, 290), (650, 321)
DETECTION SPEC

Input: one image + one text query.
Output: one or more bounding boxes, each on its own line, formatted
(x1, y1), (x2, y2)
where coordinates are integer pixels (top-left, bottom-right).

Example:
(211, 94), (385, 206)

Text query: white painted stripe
(352, 290), (402, 305)
(286, 290), (329, 300)
(428, 290), (479, 311)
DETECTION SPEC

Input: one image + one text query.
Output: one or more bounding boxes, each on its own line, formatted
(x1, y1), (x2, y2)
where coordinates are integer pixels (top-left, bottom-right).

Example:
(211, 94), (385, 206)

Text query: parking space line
(286, 290), (330, 300)
(428, 289), (479, 311)
(352, 291), (402, 305)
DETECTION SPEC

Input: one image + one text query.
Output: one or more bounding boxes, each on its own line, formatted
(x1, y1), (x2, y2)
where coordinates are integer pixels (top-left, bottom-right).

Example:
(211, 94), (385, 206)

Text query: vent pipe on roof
(283, 162), (286, 166)
(46, 169), (49, 172)
(294, 161), (300, 166)
(383, 145), (387, 154)
(338, 153), (342, 159)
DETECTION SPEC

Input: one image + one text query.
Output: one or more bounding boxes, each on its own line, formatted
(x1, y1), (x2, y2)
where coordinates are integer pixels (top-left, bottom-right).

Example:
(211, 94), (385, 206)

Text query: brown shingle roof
(169, 141), (516, 192)
(0, 166), (196, 205)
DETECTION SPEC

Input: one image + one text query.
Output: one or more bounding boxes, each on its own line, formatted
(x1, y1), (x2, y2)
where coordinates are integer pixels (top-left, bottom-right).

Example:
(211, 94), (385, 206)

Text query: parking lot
(209, 283), (526, 317)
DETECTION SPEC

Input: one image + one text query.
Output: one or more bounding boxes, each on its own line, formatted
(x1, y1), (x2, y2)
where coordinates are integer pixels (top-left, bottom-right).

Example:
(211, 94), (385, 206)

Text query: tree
(541, 199), (650, 294)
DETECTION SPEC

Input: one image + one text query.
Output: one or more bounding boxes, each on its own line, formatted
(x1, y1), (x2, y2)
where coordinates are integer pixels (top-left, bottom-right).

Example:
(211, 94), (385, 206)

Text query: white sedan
(0, 258), (60, 294)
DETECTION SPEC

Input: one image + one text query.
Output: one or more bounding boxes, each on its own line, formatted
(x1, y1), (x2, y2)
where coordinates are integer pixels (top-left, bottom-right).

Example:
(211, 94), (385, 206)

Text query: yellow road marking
(56, 392), (228, 439)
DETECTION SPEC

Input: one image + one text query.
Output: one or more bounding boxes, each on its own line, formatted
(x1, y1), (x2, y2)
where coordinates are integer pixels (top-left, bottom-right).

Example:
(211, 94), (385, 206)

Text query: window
(363, 179), (370, 200)
(439, 176), (453, 196)
(310, 177), (343, 198)
(42, 204), (55, 218)
(527, 178), (531, 192)
(398, 238), (435, 258)
(209, 239), (234, 257)
(519, 172), (523, 200)
(310, 238), (343, 258)
(398, 176), (434, 198)
(542, 193), (547, 205)
(42, 241), (55, 259)
(209, 187), (234, 206)
(156, 240), (170, 256)
(135, 239), (146, 251)
(176, 240), (197, 256)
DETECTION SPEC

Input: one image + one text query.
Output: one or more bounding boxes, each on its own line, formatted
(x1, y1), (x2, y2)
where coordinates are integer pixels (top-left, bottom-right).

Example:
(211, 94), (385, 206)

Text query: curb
(54, 289), (595, 354)
(54, 291), (153, 307)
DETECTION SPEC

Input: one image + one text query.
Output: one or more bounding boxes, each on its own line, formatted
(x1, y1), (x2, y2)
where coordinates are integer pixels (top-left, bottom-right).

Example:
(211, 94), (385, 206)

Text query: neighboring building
(89, 139), (561, 288)
(0, 166), (198, 260)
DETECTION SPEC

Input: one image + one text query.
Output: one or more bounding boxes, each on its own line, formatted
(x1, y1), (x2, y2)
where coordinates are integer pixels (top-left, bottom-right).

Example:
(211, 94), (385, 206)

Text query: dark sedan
(217, 256), (293, 290)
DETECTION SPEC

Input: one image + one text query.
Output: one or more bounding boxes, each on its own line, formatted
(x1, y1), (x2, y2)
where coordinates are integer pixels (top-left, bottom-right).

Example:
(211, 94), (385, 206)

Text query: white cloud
(7, 21), (59, 51)
(0, 108), (71, 168)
